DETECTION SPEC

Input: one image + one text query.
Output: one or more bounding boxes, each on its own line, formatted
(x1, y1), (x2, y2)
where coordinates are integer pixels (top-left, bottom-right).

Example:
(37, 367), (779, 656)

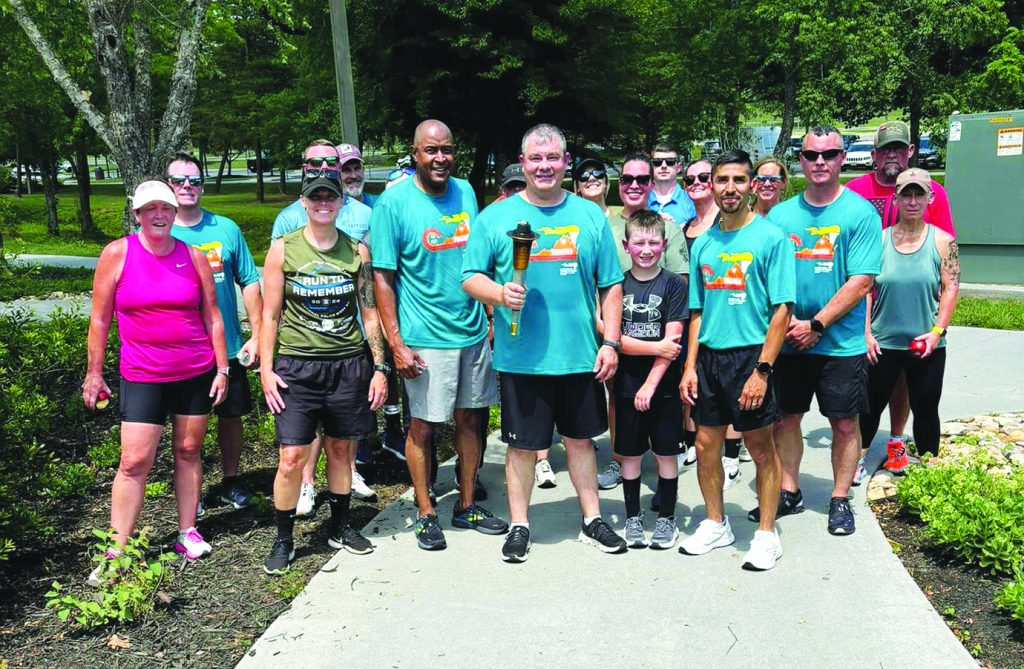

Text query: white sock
(511, 522), (529, 530)
(583, 515), (600, 526)
(889, 433), (904, 443)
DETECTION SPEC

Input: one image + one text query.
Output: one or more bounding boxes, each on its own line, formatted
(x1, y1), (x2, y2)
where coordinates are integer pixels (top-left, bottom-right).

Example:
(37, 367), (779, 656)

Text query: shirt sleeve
(688, 236), (706, 311)
(766, 230), (796, 305)
(270, 213), (286, 241)
(232, 224), (261, 287)
(368, 198), (400, 271)
(595, 212), (625, 288)
(461, 207), (496, 280)
(926, 183), (955, 238)
(665, 273), (688, 322)
(846, 206), (882, 277)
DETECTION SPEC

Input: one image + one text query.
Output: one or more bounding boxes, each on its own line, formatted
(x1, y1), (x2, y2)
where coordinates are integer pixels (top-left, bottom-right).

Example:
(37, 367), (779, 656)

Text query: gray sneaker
(597, 460), (622, 490)
(623, 515), (647, 548)
(649, 516), (679, 550)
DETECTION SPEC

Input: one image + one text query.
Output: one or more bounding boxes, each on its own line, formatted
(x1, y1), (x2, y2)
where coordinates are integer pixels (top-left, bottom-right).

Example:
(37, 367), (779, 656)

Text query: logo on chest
(422, 212), (471, 251)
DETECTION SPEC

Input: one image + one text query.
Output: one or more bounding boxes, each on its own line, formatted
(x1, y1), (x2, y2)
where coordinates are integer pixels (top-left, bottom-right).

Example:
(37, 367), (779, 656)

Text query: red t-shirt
(846, 173), (955, 237)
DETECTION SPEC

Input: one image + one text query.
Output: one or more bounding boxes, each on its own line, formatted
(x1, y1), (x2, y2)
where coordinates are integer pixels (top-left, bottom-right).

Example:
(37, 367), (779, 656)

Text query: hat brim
(301, 177), (343, 197)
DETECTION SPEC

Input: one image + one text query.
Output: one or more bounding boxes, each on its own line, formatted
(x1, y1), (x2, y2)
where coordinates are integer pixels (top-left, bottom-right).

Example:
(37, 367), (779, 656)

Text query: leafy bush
(995, 570), (1024, 624)
(45, 529), (175, 628)
(88, 426), (122, 469)
(144, 481), (168, 498)
(898, 463), (1024, 575)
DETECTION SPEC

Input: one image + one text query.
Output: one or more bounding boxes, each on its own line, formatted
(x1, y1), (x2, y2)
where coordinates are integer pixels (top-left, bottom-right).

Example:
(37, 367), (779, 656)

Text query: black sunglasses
(800, 149), (843, 161)
(754, 175), (785, 184)
(304, 167), (340, 180)
(683, 172), (711, 186)
(577, 168), (606, 182)
(620, 174), (652, 187)
(168, 175), (203, 187)
(654, 158), (679, 167)
(305, 156), (340, 167)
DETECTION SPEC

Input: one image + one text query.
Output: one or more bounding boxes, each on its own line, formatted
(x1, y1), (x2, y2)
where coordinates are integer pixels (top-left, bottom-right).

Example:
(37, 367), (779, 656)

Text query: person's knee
(118, 450), (154, 479)
(831, 417), (861, 446)
(278, 448), (308, 477)
(173, 437), (203, 462)
(407, 419), (434, 445)
(775, 413), (802, 432)
(454, 408), (481, 432)
(743, 434), (776, 465)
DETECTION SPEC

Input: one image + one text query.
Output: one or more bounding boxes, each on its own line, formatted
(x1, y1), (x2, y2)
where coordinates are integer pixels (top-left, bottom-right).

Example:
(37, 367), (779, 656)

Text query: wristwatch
(810, 318), (825, 334)
(373, 362), (392, 375)
(601, 339), (622, 352)
(755, 361), (773, 377)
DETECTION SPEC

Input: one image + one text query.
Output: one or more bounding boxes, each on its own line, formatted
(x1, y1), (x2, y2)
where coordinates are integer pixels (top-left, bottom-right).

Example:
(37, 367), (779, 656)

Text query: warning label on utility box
(997, 127), (1023, 156)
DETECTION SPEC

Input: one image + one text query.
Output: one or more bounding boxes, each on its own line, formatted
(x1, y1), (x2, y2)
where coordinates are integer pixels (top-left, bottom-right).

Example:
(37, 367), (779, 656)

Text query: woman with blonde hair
(751, 156), (790, 216)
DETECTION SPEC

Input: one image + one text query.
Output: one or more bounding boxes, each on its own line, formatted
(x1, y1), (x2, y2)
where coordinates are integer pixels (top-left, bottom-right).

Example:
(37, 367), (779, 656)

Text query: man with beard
(846, 121), (955, 481)
(337, 143), (379, 209)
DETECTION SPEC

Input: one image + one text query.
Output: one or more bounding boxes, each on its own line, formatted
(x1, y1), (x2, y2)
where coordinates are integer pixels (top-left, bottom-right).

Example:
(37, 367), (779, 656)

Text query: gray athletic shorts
(404, 338), (498, 423)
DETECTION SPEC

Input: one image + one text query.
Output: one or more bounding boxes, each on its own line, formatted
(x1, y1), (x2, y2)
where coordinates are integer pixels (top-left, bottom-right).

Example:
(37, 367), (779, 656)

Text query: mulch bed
(873, 500), (1024, 669)
(0, 419), (454, 669)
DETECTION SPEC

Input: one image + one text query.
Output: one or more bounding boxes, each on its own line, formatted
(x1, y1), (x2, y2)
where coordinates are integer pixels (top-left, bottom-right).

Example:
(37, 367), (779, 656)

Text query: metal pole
(329, 0), (359, 146)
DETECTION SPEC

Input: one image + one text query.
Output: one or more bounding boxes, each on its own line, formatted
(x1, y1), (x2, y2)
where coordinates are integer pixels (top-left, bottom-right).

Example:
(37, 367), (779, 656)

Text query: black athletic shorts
(774, 353), (868, 418)
(120, 366), (217, 425)
(614, 395), (685, 457)
(500, 372), (608, 451)
(273, 354), (375, 445)
(214, 359), (253, 419)
(693, 345), (778, 432)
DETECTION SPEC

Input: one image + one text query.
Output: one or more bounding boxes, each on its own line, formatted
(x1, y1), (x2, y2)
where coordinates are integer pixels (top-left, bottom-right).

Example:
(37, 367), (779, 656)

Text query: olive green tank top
(278, 228), (365, 358)
(871, 225), (944, 350)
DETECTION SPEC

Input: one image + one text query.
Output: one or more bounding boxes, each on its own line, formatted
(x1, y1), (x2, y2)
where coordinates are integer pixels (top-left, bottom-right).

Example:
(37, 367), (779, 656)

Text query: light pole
(329, 0), (359, 146)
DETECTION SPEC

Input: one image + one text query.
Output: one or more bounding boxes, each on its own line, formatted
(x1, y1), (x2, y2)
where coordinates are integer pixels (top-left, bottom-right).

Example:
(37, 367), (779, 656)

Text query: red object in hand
(908, 339), (927, 355)
(95, 391), (111, 411)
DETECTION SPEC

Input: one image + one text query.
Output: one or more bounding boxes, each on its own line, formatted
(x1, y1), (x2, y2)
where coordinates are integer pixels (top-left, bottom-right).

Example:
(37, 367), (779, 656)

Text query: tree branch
(4, 0), (115, 151)
(132, 2), (152, 139)
(83, 0), (143, 160)
(154, 0), (211, 166)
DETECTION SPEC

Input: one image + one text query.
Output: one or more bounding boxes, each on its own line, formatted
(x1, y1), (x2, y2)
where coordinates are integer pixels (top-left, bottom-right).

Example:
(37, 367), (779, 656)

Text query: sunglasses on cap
(303, 167), (340, 180)
(620, 174), (652, 187)
(654, 158), (679, 167)
(753, 175), (785, 184)
(305, 156), (340, 167)
(800, 148), (843, 161)
(168, 175), (203, 187)
(577, 168), (606, 182)
(682, 172), (711, 186)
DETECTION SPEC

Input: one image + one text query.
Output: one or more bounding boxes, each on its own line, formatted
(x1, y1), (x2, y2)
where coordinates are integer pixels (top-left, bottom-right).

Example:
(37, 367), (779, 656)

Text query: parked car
(247, 151), (273, 173)
(917, 134), (944, 169)
(702, 140), (722, 160)
(843, 141), (874, 170)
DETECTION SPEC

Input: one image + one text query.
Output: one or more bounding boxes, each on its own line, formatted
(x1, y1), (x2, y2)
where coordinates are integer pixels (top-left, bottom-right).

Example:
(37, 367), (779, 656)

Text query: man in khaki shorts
(371, 119), (509, 550)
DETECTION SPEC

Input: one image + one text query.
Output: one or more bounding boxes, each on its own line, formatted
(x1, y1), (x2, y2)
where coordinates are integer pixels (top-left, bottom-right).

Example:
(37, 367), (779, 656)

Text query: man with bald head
(371, 120), (508, 551)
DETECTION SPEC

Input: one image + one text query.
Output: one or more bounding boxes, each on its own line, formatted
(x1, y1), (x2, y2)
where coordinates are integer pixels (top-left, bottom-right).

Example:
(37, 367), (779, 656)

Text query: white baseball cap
(131, 180), (178, 210)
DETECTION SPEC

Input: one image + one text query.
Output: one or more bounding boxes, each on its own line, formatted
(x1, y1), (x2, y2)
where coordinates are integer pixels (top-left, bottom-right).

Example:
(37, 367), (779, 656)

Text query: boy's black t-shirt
(615, 268), (689, 399)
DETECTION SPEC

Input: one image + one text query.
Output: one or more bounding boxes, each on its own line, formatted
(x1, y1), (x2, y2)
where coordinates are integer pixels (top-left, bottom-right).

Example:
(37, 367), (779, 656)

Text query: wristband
(217, 366), (230, 376)
(931, 326), (947, 336)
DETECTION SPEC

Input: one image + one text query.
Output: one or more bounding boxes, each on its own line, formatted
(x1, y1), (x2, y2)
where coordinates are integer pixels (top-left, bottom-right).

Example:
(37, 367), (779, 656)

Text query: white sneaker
(742, 528), (783, 571)
(679, 517), (735, 555)
(174, 527), (212, 560)
(296, 482), (317, 517)
(351, 470), (376, 500)
(738, 444), (753, 462)
(722, 457), (742, 491)
(678, 446), (697, 472)
(535, 458), (557, 489)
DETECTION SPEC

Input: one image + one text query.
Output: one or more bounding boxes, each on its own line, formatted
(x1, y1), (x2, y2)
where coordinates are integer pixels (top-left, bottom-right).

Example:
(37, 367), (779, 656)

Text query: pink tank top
(114, 235), (215, 382)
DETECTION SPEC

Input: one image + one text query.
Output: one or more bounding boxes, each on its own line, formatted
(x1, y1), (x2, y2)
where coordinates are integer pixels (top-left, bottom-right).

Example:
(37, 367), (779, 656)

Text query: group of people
(81, 117), (959, 581)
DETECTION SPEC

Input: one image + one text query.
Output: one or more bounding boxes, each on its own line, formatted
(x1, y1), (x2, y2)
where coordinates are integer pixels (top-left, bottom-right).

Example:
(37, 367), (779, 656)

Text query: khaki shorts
(404, 338), (498, 423)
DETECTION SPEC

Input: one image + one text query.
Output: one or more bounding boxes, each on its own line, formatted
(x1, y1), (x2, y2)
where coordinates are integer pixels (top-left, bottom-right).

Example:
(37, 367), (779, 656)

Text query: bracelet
(931, 326), (947, 336)
(217, 366), (230, 376)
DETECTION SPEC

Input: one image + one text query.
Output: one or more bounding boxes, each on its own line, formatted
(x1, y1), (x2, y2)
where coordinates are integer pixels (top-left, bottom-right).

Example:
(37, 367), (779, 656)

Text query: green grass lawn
(952, 297), (1024, 331)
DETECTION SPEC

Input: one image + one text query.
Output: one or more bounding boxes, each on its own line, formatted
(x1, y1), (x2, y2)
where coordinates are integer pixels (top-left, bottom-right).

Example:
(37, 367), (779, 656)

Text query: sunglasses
(303, 167), (340, 180)
(754, 175), (785, 184)
(620, 174), (652, 187)
(654, 158), (679, 167)
(305, 156), (340, 167)
(683, 172), (711, 186)
(168, 175), (203, 187)
(800, 149), (843, 162)
(577, 168), (606, 182)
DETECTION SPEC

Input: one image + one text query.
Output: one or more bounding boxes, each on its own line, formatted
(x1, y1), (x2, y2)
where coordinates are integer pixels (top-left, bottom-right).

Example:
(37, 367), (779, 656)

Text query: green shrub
(88, 427), (122, 469)
(898, 464), (1024, 575)
(144, 481), (169, 498)
(45, 528), (176, 628)
(995, 570), (1024, 624)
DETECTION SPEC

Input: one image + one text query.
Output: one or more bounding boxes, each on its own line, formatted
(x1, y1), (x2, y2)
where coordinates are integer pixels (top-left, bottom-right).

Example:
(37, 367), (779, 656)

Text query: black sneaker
(578, 518), (627, 554)
(414, 514), (446, 550)
(748, 488), (805, 522)
(502, 525), (531, 563)
(263, 538), (295, 575)
(328, 525), (375, 554)
(827, 497), (856, 535)
(452, 503), (509, 535)
(220, 482), (253, 510)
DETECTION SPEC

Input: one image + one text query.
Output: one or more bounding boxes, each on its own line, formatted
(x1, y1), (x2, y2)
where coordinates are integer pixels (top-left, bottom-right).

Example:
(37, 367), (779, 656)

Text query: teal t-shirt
(462, 193), (624, 375)
(170, 211), (261, 358)
(689, 215), (795, 350)
(271, 197), (371, 243)
(767, 189), (881, 356)
(369, 177), (487, 349)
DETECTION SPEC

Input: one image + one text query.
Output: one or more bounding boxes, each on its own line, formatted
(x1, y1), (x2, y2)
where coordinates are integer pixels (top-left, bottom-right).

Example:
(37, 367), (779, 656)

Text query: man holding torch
(463, 123), (628, 562)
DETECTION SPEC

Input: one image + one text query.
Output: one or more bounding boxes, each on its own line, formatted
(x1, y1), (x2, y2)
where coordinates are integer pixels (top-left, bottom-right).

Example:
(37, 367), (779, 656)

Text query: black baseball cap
(573, 157), (606, 182)
(500, 164), (525, 188)
(301, 173), (343, 198)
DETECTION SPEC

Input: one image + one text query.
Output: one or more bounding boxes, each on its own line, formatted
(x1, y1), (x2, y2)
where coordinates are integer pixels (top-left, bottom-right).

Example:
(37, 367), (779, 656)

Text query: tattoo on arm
(367, 323), (386, 366)
(359, 263), (376, 309)
(942, 241), (961, 289)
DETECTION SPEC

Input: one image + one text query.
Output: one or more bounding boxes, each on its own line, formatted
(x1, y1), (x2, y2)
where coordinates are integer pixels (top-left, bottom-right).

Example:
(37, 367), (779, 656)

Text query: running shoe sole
(451, 518), (508, 535)
(742, 553), (782, 571)
(577, 531), (627, 554)
(679, 532), (735, 555)
(502, 545), (531, 563)
(174, 543), (211, 561)
(263, 548), (296, 575)
(416, 537), (447, 551)
(327, 537), (375, 554)
(219, 494), (250, 510)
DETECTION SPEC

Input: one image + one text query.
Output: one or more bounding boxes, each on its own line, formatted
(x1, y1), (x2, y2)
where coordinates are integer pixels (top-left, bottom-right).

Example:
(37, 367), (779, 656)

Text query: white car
(843, 141), (874, 170)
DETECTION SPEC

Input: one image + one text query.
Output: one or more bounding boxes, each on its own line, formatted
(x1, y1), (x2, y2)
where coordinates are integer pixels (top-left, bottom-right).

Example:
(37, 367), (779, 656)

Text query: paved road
(235, 327), (1023, 668)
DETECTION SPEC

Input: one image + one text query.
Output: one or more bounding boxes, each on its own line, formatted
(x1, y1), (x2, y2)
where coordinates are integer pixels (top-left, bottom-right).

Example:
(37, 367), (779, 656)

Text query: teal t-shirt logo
(792, 225), (839, 274)
(421, 211), (471, 251)
(701, 251), (752, 305)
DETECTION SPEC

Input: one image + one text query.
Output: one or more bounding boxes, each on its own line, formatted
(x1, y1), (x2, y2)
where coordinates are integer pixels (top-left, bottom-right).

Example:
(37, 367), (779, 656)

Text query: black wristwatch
(373, 363), (392, 375)
(601, 339), (622, 352)
(810, 318), (825, 334)
(755, 361), (773, 377)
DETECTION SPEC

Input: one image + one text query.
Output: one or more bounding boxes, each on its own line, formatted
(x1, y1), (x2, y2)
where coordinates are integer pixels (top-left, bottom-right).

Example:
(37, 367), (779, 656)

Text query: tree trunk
(722, 103), (741, 150)
(14, 146), (23, 197)
(73, 142), (94, 234)
(26, 165), (33, 195)
(908, 95), (922, 167)
(774, 69), (798, 157)
(198, 140), (208, 178)
(40, 153), (59, 236)
(278, 160), (287, 194)
(215, 145), (229, 194)
(255, 139), (265, 204)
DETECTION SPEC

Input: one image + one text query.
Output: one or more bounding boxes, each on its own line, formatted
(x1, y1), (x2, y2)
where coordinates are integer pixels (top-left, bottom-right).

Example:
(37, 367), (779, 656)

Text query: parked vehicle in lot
(917, 134), (943, 169)
(843, 141), (874, 170)
(247, 151), (273, 173)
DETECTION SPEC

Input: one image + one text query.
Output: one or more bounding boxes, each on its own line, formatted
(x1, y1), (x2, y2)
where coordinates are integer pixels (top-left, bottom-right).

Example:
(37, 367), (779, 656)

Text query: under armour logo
(622, 294), (662, 322)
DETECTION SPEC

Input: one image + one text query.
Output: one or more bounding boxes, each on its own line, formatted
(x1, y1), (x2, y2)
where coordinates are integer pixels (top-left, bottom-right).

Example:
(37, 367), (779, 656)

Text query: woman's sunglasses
(683, 172), (711, 186)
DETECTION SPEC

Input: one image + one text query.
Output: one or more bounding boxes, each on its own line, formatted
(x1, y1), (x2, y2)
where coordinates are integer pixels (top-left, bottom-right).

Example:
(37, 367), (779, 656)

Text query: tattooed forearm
(366, 321), (386, 366)
(942, 241), (961, 289)
(359, 263), (377, 308)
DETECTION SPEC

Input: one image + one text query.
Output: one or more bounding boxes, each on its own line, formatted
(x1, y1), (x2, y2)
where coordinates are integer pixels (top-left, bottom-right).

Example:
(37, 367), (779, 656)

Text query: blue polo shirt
(648, 183), (696, 227)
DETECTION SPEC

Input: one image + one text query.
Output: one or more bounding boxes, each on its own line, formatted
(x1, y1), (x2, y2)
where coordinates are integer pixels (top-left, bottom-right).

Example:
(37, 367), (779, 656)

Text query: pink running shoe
(175, 527), (212, 560)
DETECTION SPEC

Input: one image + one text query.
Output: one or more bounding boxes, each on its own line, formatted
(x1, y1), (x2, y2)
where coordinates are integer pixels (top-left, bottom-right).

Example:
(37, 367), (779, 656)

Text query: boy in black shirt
(615, 210), (688, 549)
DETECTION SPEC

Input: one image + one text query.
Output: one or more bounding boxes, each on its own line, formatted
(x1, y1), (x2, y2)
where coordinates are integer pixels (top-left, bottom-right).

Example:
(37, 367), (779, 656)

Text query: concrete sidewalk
(236, 327), (1023, 668)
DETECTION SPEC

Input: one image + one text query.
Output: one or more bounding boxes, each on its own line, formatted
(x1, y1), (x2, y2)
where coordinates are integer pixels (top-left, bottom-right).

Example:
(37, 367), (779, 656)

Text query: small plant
(995, 570), (1024, 624)
(45, 528), (176, 628)
(88, 427), (122, 469)
(249, 492), (271, 514)
(144, 481), (168, 498)
(270, 569), (306, 600)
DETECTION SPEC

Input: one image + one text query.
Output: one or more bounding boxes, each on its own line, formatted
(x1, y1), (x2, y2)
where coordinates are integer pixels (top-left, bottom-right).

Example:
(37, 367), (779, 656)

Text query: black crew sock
(683, 429), (697, 448)
(275, 508), (296, 542)
(327, 492), (351, 535)
(223, 474), (238, 489)
(724, 437), (742, 459)
(657, 476), (679, 518)
(623, 476), (642, 518)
